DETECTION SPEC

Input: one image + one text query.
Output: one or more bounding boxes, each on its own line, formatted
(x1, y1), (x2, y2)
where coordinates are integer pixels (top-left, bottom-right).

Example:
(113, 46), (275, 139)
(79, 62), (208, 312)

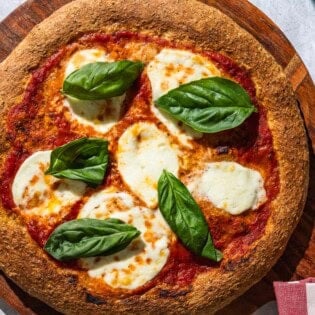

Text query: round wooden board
(0, 0), (314, 314)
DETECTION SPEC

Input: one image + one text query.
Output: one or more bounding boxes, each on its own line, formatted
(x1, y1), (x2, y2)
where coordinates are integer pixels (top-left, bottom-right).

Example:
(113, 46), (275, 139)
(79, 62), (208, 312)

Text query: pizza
(0, 0), (309, 314)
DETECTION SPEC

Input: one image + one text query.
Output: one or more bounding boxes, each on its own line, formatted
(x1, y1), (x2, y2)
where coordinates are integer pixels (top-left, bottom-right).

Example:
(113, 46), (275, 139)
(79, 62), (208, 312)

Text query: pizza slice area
(0, 32), (279, 295)
(78, 191), (172, 290)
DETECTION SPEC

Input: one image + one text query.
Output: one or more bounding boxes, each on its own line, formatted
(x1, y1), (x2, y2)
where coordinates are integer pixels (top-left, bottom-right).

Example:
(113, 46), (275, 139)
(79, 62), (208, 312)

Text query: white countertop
(0, 1), (313, 315)
(251, 0), (314, 81)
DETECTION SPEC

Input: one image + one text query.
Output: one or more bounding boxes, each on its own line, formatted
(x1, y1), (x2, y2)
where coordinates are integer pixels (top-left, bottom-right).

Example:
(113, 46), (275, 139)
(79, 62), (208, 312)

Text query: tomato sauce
(27, 219), (55, 248)
(0, 146), (29, 209)
(0, 32), (279, 293)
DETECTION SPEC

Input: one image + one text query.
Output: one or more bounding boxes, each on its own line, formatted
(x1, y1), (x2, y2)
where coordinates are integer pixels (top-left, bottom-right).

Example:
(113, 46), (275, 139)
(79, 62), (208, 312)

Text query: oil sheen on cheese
(117, 122), (179, 208)
(12, 151), (86, 216)
(79, 187), (172, 290)
(188, 162), (267, 215)
(63, 49), (125, 134)
(147, 48), (221, 147)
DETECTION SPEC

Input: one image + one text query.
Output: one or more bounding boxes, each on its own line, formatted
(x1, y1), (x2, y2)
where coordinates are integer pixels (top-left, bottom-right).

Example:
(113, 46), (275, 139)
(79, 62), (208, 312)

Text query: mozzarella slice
(12, 151), (86, 216)
(147, 48), (221, 147)
(117, 122), (179, 208)
(148, 48), (221, 100)
(188, 162), (267, 215)
(79, 188), (171, 290)
(78, 187), (135, 219)
(65, 49), (109, 77)
(63, 49), (125, 134)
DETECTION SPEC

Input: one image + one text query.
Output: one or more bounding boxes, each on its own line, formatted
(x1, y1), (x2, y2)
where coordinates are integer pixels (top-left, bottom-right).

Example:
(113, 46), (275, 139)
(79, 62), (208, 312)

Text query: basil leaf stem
(155, 77), (257, 133)
(158, 170), (222, 262)
(44, 218), (141, 261)
(46, 138), (109, 186)
(62, 61), (144, 100)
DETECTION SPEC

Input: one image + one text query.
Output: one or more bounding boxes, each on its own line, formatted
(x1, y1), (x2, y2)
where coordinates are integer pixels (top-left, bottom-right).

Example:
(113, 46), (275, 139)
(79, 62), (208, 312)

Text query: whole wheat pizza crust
(0, 0), (309, 313)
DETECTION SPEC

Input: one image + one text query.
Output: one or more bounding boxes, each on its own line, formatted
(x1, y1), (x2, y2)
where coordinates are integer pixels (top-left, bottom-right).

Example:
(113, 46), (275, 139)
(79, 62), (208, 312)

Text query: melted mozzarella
(147, 48), (221, 100)
(147, 48), (221, 147)
(65, 49), (110, 77)
(188, 162), (267, 215)
(63, 49), (125, 134)
(78, 187), (135, 219)
(117, 122), (179, 208)
(79, 188), (171, 290)
(12, 151), (86, 216)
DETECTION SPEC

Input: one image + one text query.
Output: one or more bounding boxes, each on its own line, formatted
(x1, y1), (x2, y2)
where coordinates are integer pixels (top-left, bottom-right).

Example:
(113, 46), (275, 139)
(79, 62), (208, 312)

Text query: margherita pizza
(0, 0), (309, 314)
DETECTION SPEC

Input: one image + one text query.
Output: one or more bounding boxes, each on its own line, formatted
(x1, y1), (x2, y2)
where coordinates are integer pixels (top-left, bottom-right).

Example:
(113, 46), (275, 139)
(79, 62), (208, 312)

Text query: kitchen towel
(274, 278), (315, 315)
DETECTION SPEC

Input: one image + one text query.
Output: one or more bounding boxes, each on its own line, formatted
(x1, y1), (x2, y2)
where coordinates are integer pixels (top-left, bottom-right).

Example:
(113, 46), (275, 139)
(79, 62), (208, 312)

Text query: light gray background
(0, 1), (314, 314)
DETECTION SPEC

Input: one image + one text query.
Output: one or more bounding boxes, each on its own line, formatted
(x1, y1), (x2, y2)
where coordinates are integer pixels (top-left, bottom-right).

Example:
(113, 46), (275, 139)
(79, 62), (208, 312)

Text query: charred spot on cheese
(147, 48), (221, 147)
(117, 122), (179, 208)
(188, 162), (267, 215)
(12, 151), (86, 216)
(63, 49), (126, 134)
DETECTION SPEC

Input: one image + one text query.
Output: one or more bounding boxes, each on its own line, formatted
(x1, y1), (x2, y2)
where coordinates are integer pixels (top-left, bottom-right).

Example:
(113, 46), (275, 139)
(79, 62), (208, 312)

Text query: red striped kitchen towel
(274, 278), (315, 315)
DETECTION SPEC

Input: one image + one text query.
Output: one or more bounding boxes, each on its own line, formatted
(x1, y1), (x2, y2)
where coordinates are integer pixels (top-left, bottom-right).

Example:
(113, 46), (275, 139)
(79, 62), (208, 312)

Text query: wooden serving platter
(0, 1), (314, 314)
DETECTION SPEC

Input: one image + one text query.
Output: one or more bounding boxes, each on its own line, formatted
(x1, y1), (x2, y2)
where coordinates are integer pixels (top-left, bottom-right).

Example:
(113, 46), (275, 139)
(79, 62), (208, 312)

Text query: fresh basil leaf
(158, 170), (222, 262)
(62, 61), (144, 100)
(44, 218), (141, 261)
(201, 234), (223, 261)
(155, 77), (257, 133)
(46, 138), (109, 186)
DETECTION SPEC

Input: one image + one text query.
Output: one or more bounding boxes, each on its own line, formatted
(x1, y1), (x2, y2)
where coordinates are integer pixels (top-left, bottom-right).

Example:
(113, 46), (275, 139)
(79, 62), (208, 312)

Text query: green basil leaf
(158, 170), (222, 262)
(155, 77), (257, 133)
(46, 138), (109, 186)
(62, 61), (144, 100)
(44, 218), (141, 261)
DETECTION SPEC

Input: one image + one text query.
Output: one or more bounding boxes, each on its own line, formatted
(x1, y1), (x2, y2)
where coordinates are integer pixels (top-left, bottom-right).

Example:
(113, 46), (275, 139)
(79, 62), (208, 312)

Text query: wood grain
(0, 0), (314, 314)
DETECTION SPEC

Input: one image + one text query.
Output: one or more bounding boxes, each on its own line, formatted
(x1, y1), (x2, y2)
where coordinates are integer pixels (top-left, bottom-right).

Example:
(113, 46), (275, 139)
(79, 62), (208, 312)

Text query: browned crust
(0, 0), (309, 314)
